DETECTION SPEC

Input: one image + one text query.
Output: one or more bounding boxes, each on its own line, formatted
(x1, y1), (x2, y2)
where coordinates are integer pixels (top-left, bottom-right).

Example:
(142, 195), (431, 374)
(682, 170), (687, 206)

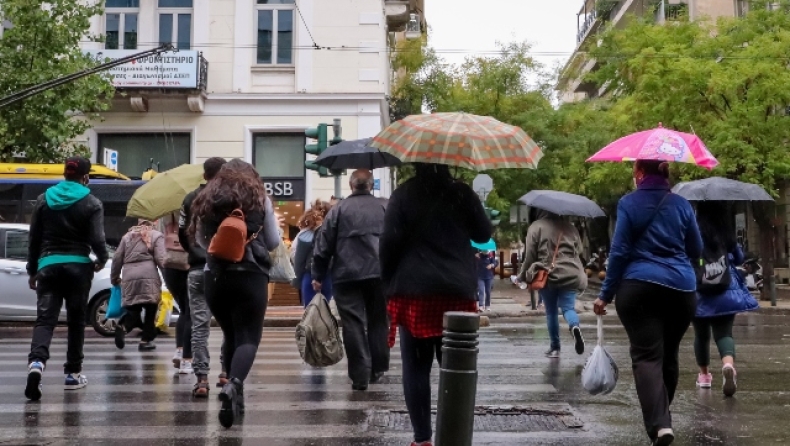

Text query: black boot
(218, 377), (242, 428)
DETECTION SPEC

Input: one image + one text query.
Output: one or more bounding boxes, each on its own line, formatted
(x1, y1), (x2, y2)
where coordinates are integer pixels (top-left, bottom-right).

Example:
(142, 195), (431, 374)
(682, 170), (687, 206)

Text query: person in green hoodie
(24, 157), (109, 401)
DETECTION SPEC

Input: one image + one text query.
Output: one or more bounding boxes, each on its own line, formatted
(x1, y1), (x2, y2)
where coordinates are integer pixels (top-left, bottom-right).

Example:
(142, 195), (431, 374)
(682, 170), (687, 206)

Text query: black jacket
(380, 178), (492, 300)
(178, 186), (207, 270)
(312, 191), (388, 285)
(27, 193), (108, 276)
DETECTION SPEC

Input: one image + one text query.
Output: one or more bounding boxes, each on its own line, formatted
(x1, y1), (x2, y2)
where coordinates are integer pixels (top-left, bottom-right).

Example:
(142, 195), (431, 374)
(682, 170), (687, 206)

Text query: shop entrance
(270, 199), (304, 307)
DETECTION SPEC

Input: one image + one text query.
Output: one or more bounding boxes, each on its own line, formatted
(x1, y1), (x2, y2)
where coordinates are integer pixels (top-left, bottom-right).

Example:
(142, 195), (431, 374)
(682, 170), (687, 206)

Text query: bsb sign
(85, 50), (199, 89)
(263, 178), (305, 201)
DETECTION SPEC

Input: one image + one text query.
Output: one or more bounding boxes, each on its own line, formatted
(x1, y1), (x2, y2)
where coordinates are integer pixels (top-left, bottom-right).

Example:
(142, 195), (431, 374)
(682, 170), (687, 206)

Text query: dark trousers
(615, 279), (696, 441)
(400, 327), (442, 443)
(122, 303), (159, 343)
(205, 270), (268, 382)
(163, 268), (191, 358)
(28, 263), (94, 374)
(693, 315), (736, 366)
(333, 278), (390, 385)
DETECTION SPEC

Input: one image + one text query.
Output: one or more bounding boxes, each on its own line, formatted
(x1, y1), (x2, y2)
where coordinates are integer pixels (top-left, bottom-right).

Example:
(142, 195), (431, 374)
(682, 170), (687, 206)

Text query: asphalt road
(0, 310), (787, 445)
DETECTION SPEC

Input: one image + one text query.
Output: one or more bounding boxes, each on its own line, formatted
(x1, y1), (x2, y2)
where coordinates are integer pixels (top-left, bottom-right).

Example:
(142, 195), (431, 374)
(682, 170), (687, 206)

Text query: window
(105, 0), (139, 49)
(255, 0), (295, 65)
(97, 133), (191, 179)
(665, 3), (687, 20)
(158, 0), (192, 50)
(253, 134), (305, 177)
(4, 231), (28, 260)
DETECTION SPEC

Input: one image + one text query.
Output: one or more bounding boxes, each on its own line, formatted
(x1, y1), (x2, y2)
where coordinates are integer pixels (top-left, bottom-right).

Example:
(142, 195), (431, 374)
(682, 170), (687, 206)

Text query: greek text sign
(85, 50), (199, 89)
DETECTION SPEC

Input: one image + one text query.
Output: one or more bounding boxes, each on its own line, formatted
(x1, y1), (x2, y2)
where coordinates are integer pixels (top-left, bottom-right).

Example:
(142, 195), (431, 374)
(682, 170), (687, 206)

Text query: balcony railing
(577, 1), (619, 44)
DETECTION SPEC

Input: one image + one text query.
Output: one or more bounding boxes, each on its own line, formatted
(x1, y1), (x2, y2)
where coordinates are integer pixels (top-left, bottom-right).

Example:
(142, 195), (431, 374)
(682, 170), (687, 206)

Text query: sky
(424, 0), (580, 74)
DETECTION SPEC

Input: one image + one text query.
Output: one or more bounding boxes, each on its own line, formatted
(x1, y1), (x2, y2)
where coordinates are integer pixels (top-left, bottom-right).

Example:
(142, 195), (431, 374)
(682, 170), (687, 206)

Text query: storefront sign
(85, 50), (199, 89)
(263, 178), (305, 201)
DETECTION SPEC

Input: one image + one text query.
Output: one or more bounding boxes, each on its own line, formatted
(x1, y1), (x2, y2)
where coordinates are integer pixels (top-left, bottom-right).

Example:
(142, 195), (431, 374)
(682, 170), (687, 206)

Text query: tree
(0, 0), (114, 162)
(584, 1), (790, 300)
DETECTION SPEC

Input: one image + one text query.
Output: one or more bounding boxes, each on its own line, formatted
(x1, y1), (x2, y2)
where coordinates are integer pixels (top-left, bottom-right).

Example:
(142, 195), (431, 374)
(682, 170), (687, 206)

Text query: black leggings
(205, 269), (268, 382)
(163, 268), (191, 358)
(693, 315), (736, 367)
(123, 303), (158, 343)
(399, 327), (442, 443)
(615, 280), (696, 441)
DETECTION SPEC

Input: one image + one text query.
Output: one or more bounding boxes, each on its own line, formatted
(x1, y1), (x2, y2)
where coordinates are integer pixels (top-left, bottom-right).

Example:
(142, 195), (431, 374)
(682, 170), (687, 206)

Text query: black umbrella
(672, 177), (774, 201)
(315, 138), (402, 170)
(519, 190), (606, 218)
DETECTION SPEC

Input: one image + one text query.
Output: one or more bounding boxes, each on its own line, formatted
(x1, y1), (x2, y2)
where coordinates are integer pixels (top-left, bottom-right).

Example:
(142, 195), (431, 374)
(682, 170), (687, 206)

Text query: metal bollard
(435, 311), (480, 446)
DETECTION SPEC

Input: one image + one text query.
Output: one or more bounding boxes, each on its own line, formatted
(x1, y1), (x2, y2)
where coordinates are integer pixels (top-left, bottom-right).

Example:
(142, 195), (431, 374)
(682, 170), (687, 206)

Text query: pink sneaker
(696, 372), (712, 389)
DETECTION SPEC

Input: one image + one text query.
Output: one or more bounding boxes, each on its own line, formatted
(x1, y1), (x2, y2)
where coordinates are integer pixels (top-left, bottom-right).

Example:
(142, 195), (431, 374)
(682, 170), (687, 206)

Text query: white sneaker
(25, 362), (44, 401)
(178, 360), (194, 375)
(172, 349), (182, 369)
(64, 373), (88, 390)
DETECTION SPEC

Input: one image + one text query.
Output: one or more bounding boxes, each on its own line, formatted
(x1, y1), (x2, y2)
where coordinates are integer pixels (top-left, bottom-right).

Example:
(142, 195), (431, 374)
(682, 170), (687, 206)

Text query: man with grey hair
(312, 169), (389, 391)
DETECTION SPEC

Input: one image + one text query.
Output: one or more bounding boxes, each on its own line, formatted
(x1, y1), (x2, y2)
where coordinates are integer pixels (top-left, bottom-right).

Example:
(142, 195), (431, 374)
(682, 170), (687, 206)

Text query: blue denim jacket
(600, 176), (703, 302)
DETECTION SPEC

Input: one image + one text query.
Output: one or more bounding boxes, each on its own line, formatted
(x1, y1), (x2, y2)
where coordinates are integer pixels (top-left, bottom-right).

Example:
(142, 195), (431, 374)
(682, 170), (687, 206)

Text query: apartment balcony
(86, 49), (209, 113)
(576, 0), (661, 49)
(385, 0), (411, 31)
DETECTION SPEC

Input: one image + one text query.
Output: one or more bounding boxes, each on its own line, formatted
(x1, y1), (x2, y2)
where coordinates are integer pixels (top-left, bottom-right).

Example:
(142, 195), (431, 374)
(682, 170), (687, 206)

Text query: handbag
(269, 241), (296, 283)
(160, 213), (189, 270)
(529, 232), (562, 291)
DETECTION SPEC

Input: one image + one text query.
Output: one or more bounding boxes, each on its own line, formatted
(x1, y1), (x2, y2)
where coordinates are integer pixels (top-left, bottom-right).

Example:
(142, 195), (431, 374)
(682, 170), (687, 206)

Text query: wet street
(0, 311), (788, 445)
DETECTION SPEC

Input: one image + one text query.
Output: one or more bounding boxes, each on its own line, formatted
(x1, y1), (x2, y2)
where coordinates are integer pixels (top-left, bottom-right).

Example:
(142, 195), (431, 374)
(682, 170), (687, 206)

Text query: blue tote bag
(106, 285), (125, 319)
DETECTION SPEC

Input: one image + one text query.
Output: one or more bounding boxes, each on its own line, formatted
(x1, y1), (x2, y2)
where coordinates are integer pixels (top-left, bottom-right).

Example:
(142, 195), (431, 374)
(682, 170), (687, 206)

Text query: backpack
(295, 293), (344, 368)
(207, 209), (257, 263)
(160, 213), (189, 270)
(695, 245), (732, 295)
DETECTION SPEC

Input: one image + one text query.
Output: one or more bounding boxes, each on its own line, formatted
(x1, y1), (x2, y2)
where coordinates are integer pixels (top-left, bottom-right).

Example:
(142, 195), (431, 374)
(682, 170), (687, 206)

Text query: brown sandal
(193, 381), (210, 398)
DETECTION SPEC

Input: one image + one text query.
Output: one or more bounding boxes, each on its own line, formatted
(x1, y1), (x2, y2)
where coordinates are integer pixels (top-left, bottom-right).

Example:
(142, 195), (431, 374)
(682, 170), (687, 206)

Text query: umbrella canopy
(315, 138), (402, 170)
(587, 124), (718, 170)
(471, 238), (497, 252)
(126, 164), (205, 220)
(672, 177), (774, 201)
(369, 112), (543, 171)
(519, 190), (606, 218)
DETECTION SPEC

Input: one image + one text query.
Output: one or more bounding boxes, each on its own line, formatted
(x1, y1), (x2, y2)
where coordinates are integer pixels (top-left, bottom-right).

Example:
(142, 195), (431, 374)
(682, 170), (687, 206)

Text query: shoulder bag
(529, 232), (562, 291)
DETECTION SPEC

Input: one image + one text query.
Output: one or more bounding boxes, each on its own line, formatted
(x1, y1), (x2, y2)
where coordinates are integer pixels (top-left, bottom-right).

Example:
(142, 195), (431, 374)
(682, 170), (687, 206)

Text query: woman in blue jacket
(476, 250), (498, 312)
(692, 201), (758, 397)
(594, 160), (703, 446)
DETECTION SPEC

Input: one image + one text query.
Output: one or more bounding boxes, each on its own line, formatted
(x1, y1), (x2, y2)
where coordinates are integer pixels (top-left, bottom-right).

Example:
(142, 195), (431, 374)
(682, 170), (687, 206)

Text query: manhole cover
(368, 405), (584, 432)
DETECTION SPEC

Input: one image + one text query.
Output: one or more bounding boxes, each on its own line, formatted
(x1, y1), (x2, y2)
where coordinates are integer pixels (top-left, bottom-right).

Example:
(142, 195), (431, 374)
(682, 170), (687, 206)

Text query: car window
(5, 230), (28, 260)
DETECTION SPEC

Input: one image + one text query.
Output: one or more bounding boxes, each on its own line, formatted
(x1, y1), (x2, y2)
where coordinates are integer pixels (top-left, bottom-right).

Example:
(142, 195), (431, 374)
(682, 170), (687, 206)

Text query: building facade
(79, 0), (423, 232)
(557, 0), (737, 103)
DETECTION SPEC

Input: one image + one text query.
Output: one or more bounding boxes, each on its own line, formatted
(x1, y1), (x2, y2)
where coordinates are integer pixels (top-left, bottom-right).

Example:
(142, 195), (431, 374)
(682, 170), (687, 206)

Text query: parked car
(0, 223), (175, 337)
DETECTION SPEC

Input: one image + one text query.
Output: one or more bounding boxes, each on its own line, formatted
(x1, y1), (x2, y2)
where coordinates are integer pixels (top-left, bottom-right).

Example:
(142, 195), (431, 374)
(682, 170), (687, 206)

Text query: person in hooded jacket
(292, 208), (333, 306)
(519, 208), (587, 358)
(191, 159), (280, 429)
(111, 220), (167, 351)
(25, 157), (109, 401)
(692, 201), (758, 396)
(476, 250), (498, 312)
(381, 163), (491, 446)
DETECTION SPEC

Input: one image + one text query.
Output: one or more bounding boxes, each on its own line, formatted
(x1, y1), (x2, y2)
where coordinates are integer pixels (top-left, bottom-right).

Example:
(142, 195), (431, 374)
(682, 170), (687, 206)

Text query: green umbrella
(471, 238), (497, 251)
(126, 164), (205, 220)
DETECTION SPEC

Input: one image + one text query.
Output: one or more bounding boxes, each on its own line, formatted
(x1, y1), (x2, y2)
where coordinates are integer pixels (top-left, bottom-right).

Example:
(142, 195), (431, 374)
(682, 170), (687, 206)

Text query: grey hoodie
(519, 210), (587, 292)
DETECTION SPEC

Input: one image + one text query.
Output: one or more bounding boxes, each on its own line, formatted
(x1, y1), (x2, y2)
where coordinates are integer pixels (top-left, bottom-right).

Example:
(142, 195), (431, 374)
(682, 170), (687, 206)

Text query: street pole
(334, 174), (342, 200)
(435, 312), (480, 446)
(331, 118), (343, 199)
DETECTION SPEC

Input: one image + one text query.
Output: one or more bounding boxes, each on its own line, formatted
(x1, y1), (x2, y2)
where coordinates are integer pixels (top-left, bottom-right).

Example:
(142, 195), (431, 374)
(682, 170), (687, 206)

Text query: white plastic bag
(581, 315), (619, 395)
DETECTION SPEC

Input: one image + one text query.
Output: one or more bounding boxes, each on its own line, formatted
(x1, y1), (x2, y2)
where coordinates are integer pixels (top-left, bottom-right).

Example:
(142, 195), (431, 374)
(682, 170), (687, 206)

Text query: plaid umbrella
(369, 113), (542, 171)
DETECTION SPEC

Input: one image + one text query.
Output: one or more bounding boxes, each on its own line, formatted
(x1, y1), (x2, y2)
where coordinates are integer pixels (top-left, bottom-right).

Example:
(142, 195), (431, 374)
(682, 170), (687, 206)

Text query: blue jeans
(477, 278), (492, 307)
(300, 273), (333, 307)
(539, 287), (580, 350)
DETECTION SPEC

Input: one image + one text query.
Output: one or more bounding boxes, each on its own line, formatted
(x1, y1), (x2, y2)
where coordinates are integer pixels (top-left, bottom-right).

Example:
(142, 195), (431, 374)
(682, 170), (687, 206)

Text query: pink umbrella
(587, 123), (718, 170)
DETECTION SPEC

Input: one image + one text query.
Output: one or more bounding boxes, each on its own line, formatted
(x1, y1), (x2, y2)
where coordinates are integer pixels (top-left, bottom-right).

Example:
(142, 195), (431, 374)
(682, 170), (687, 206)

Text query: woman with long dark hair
(189, 159), (280, 428)
(381, 163), (491, 446)
(594, 160), (702, 446)
(692, 201), (758, 396)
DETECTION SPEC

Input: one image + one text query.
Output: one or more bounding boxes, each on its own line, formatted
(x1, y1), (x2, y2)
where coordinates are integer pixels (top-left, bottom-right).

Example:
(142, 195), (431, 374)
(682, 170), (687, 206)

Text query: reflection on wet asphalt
(0, 310), (788, 445)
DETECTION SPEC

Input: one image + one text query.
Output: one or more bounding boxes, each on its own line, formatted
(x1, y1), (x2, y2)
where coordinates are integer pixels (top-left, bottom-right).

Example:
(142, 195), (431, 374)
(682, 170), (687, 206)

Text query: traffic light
(485, 206), (501, 226)
(305, 123), (330, 177)
(328, 118), (344, 177)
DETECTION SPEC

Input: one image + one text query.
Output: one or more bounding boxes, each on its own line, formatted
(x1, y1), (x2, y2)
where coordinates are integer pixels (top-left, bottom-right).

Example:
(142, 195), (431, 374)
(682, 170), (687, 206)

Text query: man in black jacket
(178, 157), (226, 396)
(25, 157), (109, 401)
(312, 169), (389, 390)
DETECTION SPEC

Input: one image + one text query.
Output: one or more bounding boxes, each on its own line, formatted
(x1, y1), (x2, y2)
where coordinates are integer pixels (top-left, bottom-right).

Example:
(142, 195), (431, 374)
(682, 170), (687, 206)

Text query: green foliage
(589, 0), (790, 195)
(0, 0), (114, 162)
